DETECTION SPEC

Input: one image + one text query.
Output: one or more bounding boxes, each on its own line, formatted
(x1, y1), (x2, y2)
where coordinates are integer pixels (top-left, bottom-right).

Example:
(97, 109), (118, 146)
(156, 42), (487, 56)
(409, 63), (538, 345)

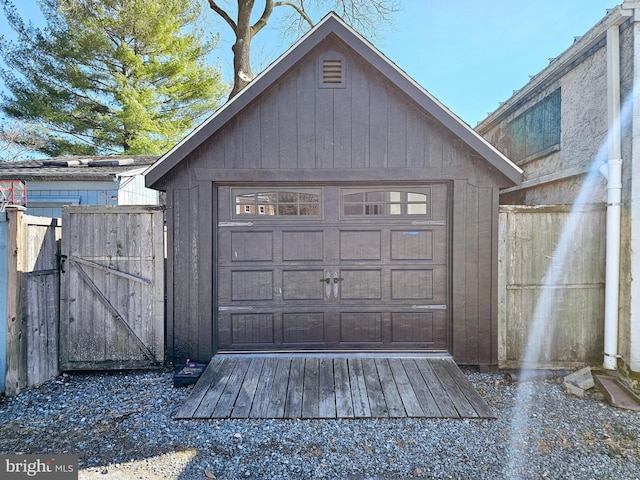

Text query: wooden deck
(175, 355), (494, 420)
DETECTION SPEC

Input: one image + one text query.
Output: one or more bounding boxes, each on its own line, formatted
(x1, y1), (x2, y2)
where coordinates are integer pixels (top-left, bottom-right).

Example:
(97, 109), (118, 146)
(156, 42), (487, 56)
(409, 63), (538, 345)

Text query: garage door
(216, 184), (450, 352)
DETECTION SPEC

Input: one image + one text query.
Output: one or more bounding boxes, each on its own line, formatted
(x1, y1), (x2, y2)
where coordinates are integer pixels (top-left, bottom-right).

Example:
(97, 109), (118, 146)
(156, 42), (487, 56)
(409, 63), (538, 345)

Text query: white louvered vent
(322, 59), (343, 84)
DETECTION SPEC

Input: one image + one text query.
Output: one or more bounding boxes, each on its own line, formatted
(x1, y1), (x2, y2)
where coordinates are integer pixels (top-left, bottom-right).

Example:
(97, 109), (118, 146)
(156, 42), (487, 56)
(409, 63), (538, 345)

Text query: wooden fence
(1, 209), (61, 396)
(498, 205), (606, 369)
(1, 202), (608, 394)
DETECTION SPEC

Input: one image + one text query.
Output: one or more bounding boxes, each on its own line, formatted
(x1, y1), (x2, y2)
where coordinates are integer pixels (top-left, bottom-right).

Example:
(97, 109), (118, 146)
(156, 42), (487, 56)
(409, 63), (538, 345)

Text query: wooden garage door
(216, 184), (450, 352)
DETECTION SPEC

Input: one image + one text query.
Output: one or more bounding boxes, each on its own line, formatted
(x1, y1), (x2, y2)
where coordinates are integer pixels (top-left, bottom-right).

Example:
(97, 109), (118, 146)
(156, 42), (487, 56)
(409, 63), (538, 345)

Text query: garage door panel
(231, 270), (273, 301)
(391, 269), (434, 300)
(391, 311), (448, 348)
(283, 313), (326, 345)
(391, 312), (434, 343)
(340, 270), (382, 299)
(340, 230), (382, 260)
(231, 231), (274, 261)
(390, 230), (433, 260)
(340, 313), (383, 344)
(283, 270), (326, 300)
(232, 313), (275, 344)
(283, 230), (325, 261)
(390, 228), (447, 262)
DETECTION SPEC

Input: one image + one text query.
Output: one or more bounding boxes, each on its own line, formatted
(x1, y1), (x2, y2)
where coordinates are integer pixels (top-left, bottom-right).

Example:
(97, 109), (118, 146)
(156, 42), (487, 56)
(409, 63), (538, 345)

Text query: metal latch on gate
(57, 254), (67, 273)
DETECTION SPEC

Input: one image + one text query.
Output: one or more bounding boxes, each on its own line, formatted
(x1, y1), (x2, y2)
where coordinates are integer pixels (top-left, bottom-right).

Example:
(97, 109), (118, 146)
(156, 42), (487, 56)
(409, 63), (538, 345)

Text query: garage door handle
(321, 272), (332, 298)
(332, 271), (343, 298)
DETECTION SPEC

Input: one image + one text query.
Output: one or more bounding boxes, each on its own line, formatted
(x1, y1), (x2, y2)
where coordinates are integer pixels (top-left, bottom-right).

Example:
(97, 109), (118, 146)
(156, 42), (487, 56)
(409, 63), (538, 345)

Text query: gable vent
(322, 59), (343, 84)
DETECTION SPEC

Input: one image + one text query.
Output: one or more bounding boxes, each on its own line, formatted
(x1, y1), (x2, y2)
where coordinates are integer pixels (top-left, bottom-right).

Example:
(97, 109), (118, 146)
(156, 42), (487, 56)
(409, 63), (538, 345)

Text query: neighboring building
(476, 2), (640, 373)
(0, 155), (160, 217)
(145, 14), (522, 365)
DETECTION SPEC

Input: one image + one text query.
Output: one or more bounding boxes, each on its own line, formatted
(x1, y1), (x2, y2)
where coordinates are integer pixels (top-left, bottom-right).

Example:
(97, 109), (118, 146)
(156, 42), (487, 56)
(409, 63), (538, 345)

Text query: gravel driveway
(1, 367), (639, 479)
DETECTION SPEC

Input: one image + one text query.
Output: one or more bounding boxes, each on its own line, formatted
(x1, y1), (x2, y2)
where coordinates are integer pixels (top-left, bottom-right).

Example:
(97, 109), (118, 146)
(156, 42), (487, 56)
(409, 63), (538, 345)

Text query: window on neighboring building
(507, 88), (561, 163)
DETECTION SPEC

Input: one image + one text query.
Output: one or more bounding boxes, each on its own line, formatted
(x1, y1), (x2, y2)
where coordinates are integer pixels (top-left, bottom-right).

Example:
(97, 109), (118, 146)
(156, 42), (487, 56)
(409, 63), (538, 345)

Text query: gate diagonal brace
(68, 255), (152, 285)
(69, 258), (155, 361)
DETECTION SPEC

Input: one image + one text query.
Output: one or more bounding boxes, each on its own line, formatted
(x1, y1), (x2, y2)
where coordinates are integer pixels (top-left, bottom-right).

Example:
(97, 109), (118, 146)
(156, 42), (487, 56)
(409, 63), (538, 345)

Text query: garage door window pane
(343, 188), (431, 217)
(234, 188), (321, 218)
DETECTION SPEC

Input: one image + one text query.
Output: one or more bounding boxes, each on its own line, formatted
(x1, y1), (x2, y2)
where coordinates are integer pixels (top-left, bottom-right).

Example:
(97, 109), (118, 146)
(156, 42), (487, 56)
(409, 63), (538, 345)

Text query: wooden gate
(498, 205), (606, 368)
(60, 206), (164, 370)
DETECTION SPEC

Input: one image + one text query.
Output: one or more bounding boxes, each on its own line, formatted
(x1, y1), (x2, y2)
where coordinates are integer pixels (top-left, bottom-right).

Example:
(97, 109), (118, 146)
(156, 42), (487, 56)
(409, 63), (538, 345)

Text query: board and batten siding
(161, 39), (514, 365)
(498, 205), (606, 368)
(190, 44), (499, 185)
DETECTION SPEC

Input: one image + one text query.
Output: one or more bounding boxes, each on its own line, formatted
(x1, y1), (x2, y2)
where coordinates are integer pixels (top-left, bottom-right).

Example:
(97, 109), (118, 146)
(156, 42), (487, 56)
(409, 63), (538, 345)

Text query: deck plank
(211, 358), (251, 417)
(348, 358), (371, 418)
(176, 355), (493, 421)
(333, 358), (354, 418)
(388, 359), (424, 417)
(264, 358), (292, 418)
(361, 358), (388, 417)
(250, 357), (280, 418)
(318, 358), (337, 418)
(375, 358), (406, 417)
(441, 359), (495, 418)
(174, 357), (225, 419)
(428, 359), (478, 418)
(401, 359), (443, 417)
(284, 357), (305, 418)
(415, 358), (459, 417)
(193, 358), (238, 418)
(301, 358), (320, 418)
(231, 357), (264, 418)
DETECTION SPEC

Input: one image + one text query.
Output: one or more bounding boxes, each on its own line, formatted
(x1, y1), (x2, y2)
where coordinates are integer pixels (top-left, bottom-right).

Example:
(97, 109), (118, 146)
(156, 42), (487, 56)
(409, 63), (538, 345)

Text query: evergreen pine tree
(0, 0), (227, 156)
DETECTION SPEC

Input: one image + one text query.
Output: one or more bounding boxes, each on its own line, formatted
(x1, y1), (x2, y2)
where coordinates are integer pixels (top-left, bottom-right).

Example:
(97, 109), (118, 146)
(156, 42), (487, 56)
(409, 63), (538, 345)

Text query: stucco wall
(481, 44), (610, 206)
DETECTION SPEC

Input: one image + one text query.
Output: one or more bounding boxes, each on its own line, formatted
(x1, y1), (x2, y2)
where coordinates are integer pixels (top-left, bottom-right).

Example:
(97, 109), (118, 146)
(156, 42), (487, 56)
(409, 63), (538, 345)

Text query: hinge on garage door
(218, 221), (254, 227)
(411, 220), (447, 226)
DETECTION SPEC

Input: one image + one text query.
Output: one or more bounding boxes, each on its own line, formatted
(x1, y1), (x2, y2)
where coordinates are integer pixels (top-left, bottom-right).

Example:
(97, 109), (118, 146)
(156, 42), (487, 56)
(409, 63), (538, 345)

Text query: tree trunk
(229, 1), (255, 99)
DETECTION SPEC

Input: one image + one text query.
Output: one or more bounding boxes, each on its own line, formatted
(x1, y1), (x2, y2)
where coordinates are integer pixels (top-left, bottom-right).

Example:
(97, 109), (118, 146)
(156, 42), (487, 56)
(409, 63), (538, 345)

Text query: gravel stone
(1, 368), (639, 479)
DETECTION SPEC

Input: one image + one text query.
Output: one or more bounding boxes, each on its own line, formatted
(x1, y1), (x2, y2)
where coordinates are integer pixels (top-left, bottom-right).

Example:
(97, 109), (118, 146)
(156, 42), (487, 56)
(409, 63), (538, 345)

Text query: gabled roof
(0, 155), (158, 182)
(144, 13), (522, 188)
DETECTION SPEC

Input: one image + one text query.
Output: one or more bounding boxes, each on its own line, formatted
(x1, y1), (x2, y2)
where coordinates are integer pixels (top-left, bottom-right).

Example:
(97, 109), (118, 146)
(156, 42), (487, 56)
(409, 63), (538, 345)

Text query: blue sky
(0, 0), (620, 128)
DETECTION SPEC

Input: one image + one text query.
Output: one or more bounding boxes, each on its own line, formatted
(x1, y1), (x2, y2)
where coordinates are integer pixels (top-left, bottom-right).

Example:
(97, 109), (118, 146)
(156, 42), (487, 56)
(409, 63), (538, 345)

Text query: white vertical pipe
(604, 24), (623, 370)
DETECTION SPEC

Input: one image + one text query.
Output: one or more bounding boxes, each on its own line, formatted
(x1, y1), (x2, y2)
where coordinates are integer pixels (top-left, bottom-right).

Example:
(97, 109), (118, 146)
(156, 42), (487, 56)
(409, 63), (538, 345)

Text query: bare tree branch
(273, 1), (314, 28)
(208, 0), (236, 31)
(251, 0), (274, 37)
(0, 121), (49, 161)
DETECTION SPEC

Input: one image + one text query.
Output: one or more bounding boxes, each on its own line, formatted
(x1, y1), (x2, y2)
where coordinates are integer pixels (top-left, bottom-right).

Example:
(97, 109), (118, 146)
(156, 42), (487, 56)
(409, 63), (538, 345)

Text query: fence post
(0, 211), (8, 394)
(4, 207), (26, 396)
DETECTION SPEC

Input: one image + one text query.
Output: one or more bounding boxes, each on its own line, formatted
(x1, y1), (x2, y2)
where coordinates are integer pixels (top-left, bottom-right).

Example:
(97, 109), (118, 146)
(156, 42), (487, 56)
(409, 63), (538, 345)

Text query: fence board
(498, 205), (605, 368)
(2, 209), (61, 396)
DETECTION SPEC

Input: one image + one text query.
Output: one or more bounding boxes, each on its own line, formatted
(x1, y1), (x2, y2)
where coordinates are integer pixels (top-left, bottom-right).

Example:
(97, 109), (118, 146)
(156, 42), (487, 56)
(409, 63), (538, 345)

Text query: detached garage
(145, 14), (521, 366)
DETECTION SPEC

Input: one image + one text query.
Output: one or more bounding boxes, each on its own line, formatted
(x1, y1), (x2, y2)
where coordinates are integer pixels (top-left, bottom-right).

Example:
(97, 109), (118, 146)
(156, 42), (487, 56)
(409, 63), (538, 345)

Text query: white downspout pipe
(603, 24), (623, 370)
